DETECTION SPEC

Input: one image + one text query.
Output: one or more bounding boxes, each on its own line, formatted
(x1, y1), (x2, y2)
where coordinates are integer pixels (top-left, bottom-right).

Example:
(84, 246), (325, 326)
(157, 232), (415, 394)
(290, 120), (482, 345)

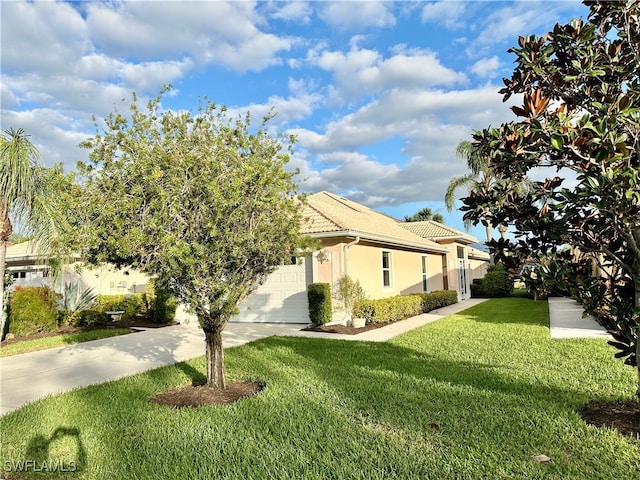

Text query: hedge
(7, 286), (58, 337)
(307, 283), (332, 325)
(417, 290), (458, 312)
(353, 295), (422, 324)
(352, 290), (458, 324)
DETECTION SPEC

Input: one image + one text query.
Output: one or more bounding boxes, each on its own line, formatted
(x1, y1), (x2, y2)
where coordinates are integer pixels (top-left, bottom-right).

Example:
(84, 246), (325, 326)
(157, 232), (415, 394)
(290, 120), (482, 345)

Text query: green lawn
(1, 298), (638, 479)
(0, 329), (133, 357)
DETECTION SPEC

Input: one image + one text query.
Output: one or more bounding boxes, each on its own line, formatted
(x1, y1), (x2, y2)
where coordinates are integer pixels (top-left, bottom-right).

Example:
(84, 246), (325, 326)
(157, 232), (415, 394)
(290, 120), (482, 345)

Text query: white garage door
(231, 258), (311, 323)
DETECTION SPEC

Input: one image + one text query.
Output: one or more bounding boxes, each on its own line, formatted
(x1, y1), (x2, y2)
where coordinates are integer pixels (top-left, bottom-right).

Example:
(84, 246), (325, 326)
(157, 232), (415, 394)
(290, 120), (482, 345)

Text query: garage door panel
(231, 260), (310, 323)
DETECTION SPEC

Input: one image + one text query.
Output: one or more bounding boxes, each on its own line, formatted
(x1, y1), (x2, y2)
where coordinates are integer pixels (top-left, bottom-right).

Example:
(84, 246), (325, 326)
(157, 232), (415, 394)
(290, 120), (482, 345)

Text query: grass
(0, 329), (132, 357)
(1, 298), (638, 479)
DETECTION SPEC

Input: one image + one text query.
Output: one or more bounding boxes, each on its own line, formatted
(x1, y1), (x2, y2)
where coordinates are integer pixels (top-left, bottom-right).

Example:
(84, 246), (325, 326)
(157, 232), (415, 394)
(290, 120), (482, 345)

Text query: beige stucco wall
(312, 238), (446, 300)
(469, 258), (489, 282)
(9, 262), (150, 296)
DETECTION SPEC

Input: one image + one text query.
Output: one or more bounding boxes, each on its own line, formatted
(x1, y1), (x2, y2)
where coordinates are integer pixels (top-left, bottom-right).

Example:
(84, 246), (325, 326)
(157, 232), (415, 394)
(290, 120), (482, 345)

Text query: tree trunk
(0, 240), (7, 338)
(204, 328), (226, 389)
(485, 219), (495, 265)
(0, 213), (13, 338)
(634, 275), (640, 401)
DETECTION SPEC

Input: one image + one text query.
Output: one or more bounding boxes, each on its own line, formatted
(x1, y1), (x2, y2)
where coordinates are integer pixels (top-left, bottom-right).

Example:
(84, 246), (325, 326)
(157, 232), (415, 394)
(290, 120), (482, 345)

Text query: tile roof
(6, 240), (40, 260)
(301, 192), (446, 252)
(401, 220), (478, 244)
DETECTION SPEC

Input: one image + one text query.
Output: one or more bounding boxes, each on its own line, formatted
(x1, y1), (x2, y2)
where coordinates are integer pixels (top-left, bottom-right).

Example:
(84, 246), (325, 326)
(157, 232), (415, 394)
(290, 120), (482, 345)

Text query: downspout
(342, 236), (360, 276)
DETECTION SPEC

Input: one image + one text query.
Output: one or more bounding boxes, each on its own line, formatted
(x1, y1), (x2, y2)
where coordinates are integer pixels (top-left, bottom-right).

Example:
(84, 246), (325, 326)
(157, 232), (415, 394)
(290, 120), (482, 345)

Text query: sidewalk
(0, 298), (484, 415)
(548, 296), (610, 339)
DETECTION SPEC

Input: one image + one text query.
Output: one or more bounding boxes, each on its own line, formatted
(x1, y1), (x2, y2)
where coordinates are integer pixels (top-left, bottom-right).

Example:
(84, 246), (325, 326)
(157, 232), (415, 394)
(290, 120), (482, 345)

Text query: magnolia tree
(460, 1), (640, 398)
(78, 89), (309, 388)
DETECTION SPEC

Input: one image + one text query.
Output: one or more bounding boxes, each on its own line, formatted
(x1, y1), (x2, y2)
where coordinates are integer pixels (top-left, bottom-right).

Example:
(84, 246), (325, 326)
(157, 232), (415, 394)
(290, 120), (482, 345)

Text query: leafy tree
(77, 89), (310, 389)
(403, 207), (444, 223)
(461, 1), (640, 398)
(0, 129), (67, 336)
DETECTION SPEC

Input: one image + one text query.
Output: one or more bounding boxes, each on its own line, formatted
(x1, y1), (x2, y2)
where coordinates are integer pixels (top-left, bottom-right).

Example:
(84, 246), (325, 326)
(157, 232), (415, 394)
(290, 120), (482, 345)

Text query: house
(231, 192), (452, 323)
(400, 220), (490, 299)
(4, 193), (490, 324)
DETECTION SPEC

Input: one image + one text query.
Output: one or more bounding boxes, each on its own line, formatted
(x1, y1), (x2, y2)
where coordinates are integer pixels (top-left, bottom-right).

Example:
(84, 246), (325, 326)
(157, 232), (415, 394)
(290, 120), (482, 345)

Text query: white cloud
(290, 83), (521, 204)
(1, 1), (88, 74)
(470, 56), (501, 78)
(317, 1), (396, 29)
(85, 1), (293, 72)
(472, 1), (588, 51)
(310, 44), (467, 103)
(421, 1), (467, 29)
(269, 1), (313, 23)
(1, 109), (91, 168)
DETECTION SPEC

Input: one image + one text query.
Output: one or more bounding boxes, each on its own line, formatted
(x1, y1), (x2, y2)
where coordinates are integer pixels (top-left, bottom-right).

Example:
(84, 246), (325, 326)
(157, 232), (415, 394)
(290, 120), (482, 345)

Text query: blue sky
(1, 0), (588, 241)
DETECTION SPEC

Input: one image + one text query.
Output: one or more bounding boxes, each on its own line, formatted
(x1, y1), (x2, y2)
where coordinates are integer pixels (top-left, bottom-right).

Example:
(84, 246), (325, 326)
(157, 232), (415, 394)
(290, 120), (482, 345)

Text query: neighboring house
(400, 221), (490, 300)
(5, 241), (149, 295)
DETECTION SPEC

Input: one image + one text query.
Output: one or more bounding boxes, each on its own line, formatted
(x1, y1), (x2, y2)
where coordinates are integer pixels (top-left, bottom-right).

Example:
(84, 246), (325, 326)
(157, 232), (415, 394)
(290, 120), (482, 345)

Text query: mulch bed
(1, 317), (177, 347)
(150, 381), (263, 408)
(302, 321), (393, 335)
(580, 399), (640, 439)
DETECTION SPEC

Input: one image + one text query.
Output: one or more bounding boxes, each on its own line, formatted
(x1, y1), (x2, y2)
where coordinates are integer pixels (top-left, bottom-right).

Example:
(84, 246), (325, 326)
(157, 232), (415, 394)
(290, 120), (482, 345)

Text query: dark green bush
(7, 286), (58, 337)
(417, 290), (458, 312)
(471, 264), (514, 298)
(308, 283), (332, 325)
(143, 279), (178, 324)
(152, 289), (178, 324)
(353, 295), (422, 324)
(470, 279), (485, 298)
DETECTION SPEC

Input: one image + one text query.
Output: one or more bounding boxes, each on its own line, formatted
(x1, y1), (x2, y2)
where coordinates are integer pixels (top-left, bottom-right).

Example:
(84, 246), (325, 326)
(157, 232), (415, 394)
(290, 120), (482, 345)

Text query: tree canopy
(78, 89), (310, 388)
(461, 0), (640, 398)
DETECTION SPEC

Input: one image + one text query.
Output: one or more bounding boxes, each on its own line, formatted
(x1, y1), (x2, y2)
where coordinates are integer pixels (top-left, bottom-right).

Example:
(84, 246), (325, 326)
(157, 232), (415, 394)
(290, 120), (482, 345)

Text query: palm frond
(445, 174), (475, 211)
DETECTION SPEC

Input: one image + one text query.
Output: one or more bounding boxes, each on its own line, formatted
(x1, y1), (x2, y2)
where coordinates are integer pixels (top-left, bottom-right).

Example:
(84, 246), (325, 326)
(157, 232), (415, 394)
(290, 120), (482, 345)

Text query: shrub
(307, 283), (332, 325)
(76, 309), (106, 326)
(333, 275), (367, 321)
(152, 288), (178, 324)
(471, 264), (514, 298)
(417, 290), (458, 312)
(92, 294), (145, 321)
(353, 295), (422, 324)
(470, 279), (485, 298)
(143, 279), (178, 323)
(7, 286), (58, 337)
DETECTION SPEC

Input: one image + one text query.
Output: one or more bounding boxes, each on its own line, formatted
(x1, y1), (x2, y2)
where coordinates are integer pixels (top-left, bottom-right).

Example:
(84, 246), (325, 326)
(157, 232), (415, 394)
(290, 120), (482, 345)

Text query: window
(422, 256), (429, 292)
(382, 251), (392, 287)
(12, 271), (26, 279)
(441, 255), (449, 290)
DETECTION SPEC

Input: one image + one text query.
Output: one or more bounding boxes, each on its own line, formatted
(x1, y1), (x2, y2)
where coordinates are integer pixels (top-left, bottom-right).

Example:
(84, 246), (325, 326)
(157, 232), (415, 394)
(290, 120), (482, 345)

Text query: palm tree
(404, 207), (445, 223)
(445, 140), (500, 243)
(0, 128), (65, 335)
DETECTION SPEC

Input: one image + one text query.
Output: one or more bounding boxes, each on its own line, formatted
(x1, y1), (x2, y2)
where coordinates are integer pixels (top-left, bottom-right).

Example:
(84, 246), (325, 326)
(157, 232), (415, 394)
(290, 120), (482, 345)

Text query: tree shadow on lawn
(232, 336), (640, 477)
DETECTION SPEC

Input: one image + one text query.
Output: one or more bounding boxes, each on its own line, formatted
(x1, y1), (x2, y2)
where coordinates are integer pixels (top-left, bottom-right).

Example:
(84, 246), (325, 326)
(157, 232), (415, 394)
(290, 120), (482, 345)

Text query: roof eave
(306, 230), (449, 253)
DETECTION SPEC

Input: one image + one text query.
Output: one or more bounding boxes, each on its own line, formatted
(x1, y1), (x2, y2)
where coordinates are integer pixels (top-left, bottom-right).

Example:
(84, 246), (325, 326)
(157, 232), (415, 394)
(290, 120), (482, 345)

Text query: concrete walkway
(548, 296), (610, 339)
(0, 298), (486, 416)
